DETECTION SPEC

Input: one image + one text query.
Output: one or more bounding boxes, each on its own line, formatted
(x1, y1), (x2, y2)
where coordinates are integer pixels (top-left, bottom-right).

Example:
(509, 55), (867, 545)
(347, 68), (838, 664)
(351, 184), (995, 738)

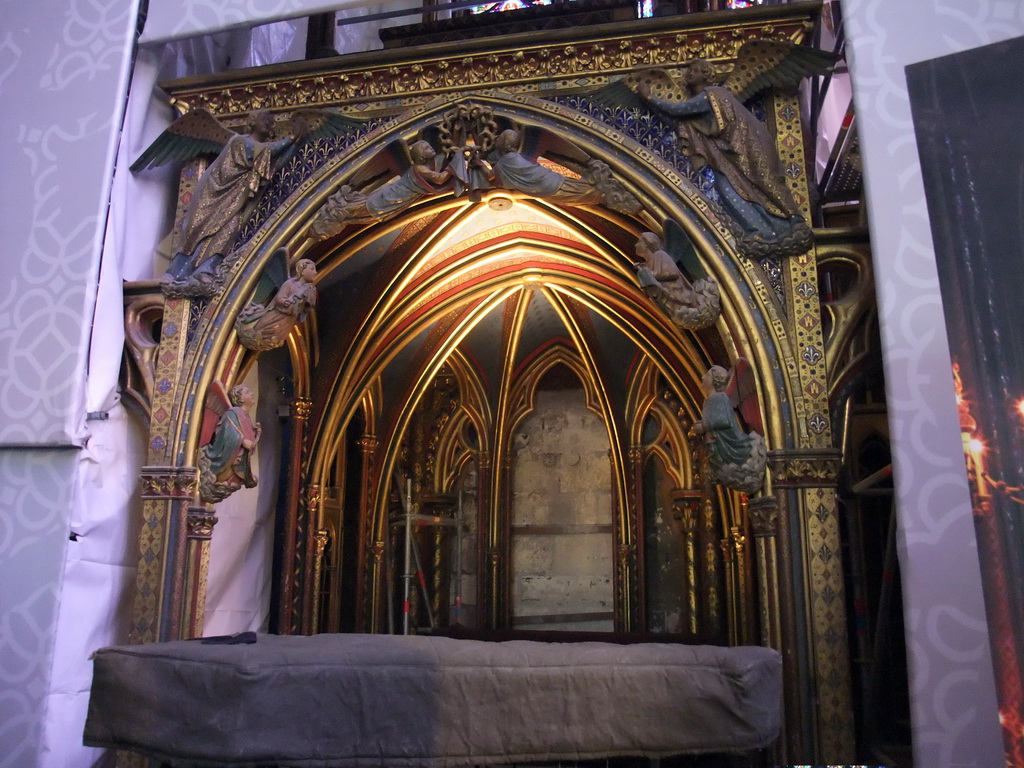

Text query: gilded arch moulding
(164, 90), (798, 480)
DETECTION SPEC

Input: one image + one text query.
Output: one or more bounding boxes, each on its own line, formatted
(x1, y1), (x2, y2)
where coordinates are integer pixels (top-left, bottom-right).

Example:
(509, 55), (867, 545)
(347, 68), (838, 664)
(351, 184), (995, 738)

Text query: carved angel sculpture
(235, 249), (318, 352)
(133, 107), (359, 295)
(198, 382), (262, 504)
(307, 139), (453, 241)
(635, 218), (720, 330)
(589, 41), (836, 258)
(692, 360), (767, 494)
(488, 128), (640, 214)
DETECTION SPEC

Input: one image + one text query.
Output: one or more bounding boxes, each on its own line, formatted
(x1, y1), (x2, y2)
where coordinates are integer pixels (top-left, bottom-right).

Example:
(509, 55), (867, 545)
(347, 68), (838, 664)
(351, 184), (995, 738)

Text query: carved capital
(357, 436), (379, 454)
(371, 540), (385, 562)
(291, 397), (313, 420)
(768, 448), (841, 488)
(670, 488), (702, 531)
(186, 506), (219, 539)
(140, 466), (198, 500)
(747, 497), (779, 538)
(305, 483), (322, 512)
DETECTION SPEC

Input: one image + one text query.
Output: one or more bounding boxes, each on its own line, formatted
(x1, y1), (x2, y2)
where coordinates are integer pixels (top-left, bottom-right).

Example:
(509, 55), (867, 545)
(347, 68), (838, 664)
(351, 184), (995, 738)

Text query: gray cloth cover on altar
(83, 633), (781, 767)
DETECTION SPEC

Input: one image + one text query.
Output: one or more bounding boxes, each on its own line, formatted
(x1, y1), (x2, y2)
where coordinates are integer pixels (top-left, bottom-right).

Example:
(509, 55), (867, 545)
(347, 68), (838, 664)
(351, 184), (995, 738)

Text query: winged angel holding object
(692, 359), (767, 495)
(234, 248), (318, 352)
(635, 218), (720, 330)
(132, 107), (359, 296)
(589, 41), (835, 258)
(306, 108), (640, 241)
(198, 381), (262, 504)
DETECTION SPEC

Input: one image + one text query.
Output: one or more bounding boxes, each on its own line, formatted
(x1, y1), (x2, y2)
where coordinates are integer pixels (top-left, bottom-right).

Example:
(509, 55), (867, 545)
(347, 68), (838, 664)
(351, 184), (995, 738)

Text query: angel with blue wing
(590, 41), (835, 258)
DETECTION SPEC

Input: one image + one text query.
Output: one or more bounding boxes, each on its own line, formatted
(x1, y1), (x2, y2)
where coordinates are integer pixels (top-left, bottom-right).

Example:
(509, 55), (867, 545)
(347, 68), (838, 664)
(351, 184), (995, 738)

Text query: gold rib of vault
(772, 89), (855, 762)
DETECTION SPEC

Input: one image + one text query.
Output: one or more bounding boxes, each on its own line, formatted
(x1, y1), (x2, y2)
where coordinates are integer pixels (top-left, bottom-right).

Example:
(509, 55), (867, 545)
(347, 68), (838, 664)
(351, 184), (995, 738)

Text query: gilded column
(182, 505), (218, 638)
(475, 451), (493, 628)
(130, 160), (205, 646)
(310, 528), (329, 634)
(132, 466), (198, 643)
(770, 448), (850, 763)
(277, 396), (311, 635)
(355, 435), (378, 632)
(771, 88), (855, 762)
(748, 495), (784, 763)
(670, 489), (702, 636)
(301, 482), (322, 634)
(695, 446), (723, 641)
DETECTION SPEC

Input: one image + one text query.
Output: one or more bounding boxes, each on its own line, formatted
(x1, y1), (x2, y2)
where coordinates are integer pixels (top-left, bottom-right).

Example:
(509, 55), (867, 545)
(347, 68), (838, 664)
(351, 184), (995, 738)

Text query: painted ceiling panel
(457, 296), (509, 398)
(583, 304), (642, 411)
(513, 288), (572, 373)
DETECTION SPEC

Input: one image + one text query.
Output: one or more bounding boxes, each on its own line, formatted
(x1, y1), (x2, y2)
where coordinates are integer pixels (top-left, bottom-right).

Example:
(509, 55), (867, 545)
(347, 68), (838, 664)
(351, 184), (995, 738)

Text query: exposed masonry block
(511, 389), (613, 629)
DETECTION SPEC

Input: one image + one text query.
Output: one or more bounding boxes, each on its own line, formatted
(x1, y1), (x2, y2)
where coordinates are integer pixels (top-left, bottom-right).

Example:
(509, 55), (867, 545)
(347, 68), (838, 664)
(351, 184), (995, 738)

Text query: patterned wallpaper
(0, 1), (139, 766)
(843, 1), (1023, 764)
(0, 1), (137, 445)
(0, 453), (75, 768)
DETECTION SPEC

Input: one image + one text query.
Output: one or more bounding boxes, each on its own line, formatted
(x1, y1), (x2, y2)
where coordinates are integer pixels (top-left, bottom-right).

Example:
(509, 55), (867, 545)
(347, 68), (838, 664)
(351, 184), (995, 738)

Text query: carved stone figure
(634, 219), (720, 330)
(236, 256), (318, 351)
(590, 41), (835, 257)
(308, 140), (453, 240)
(132, 107), (359, 297)
(692, 362), (767, 494)
(489, 128), (640, 214)
(198, 384), (262, 504)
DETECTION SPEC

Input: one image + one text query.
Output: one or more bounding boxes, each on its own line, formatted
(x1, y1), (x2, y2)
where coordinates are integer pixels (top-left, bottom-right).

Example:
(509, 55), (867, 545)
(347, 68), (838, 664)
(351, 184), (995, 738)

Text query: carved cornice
(186, 506), (219, 539)
(747, 496), (779, 537)
(140, 466), (198, 500)
(768, 449), (841, 488)
(161, 11), (814, 118)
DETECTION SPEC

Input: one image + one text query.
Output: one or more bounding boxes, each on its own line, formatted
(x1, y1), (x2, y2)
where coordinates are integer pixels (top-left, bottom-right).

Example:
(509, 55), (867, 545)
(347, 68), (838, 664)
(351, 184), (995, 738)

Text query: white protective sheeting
(142, 0), (393, 45)
(45, 24), (304, 766)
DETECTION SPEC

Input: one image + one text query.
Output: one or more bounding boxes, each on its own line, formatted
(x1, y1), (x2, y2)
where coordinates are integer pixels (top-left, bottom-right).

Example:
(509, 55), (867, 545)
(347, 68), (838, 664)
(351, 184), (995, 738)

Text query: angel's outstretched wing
(725, 357), (763, 436)
(725, 40), (838, 103)
(251, 247), (290, 307)
(663, 218), (706, 281)
(288, 108), (366, 143)
(200, 380), (232, 447)
(518, 125), (591, 167)
(584, 68), (687, 111)
(347, 138), (414, 191)
(130, 109), (234, 173)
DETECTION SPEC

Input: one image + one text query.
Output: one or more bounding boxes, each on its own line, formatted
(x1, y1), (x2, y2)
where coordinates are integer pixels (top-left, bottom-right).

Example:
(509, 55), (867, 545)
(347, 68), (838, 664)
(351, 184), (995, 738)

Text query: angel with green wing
(133, 107), (360, 295)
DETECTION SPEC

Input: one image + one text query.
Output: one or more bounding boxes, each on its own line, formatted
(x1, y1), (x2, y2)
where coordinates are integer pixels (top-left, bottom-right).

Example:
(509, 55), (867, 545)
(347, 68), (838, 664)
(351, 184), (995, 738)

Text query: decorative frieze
(768, 448), (842, 488)
(140, 466), (198, 500)
(166, 20), (810, 119)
